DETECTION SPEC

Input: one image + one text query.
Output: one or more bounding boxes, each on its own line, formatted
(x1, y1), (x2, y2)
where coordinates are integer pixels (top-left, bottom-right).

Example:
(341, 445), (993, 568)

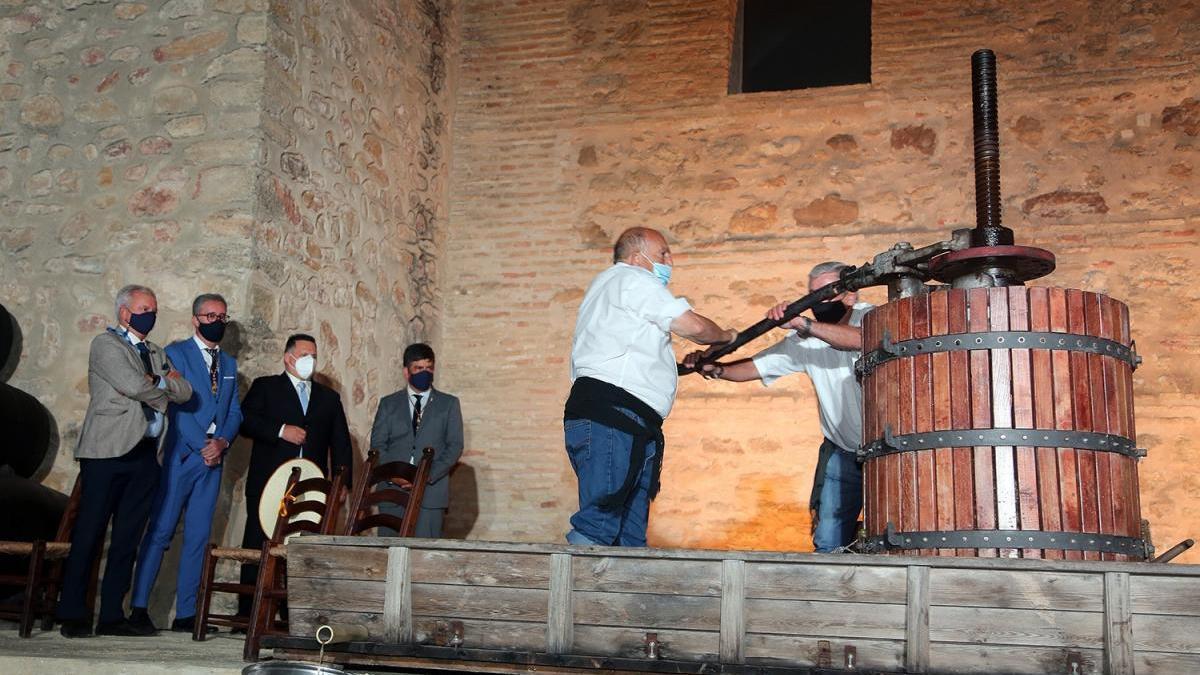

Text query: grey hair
(115, 284), (156, 319)
(612, 227), (656, 264)
(809, 261), (849, 280)
(191, 293), (227, 316)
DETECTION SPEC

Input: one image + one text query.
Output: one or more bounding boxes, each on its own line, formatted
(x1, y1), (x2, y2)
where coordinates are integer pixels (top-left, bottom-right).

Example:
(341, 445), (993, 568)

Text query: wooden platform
(274, 536), (1200, 674)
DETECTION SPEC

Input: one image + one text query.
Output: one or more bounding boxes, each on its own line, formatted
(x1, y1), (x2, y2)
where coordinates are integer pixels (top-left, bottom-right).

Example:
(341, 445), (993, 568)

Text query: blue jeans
(812, 445), (863, 552)
(564, 411), (657, 547)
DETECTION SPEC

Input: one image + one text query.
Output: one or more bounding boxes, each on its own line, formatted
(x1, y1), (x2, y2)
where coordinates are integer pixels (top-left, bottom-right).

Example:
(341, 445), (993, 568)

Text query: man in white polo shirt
(564, 227), (738, 547)
(686, 261), (871, 552)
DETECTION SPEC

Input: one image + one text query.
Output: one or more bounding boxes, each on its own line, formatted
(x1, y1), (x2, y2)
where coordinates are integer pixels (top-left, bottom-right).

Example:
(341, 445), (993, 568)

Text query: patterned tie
(412, 394), (422, 436)
(205, 348), (219, 394)
(297, 381), (309, 415)
(134, 343), (156, 422)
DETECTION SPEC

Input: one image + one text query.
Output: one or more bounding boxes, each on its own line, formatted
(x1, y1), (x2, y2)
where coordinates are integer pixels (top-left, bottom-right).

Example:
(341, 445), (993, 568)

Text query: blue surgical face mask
(639, 252), (672, 287)
(127, 310), (157, 336)
(409, 369), (434, 392)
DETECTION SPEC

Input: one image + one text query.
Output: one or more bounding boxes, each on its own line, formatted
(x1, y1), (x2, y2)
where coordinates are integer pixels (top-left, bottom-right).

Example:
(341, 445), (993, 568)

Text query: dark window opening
(730, 0), (871, 94)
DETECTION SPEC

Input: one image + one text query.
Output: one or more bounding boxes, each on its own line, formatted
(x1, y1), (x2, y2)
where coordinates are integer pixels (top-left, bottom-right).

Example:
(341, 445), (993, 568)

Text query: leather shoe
(96, 618), (157, 637)
(129, 607), (158, 634)
(59, 618), (93, 638)
(170, 615), (216, 634)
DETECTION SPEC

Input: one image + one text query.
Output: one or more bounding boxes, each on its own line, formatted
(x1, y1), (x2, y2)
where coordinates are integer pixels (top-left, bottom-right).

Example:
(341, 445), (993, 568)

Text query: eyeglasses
(195, 313), (230, 323)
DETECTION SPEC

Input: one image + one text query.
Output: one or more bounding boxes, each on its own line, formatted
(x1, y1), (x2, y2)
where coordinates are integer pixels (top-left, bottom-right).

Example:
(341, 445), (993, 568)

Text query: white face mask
(293, 354), (315, 380)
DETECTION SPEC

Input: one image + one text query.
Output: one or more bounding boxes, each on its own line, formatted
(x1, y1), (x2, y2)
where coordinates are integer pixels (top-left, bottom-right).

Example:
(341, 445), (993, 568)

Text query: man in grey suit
(369, 343), (463, 537)
(57, 284), (192, 637)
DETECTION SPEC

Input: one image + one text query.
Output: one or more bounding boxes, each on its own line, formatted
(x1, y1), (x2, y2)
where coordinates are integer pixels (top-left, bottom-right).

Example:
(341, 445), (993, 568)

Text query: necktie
(134, 343), (155, 422)
(205, 348), (219, 394)
(412, 394), (422, 436)
(298, 381), (309, 415)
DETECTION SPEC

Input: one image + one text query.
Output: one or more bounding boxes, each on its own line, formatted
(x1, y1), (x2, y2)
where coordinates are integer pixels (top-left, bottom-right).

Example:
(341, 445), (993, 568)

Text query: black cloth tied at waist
(564, 376), (665, 510)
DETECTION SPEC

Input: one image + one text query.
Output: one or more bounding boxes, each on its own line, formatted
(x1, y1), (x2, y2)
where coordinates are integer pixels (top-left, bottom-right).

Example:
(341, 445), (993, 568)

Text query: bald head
(612, 227), (667, 265)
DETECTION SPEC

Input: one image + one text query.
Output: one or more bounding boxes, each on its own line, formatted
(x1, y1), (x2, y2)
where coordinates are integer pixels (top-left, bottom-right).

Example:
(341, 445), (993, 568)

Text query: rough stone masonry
(2, 0), (1199, 571)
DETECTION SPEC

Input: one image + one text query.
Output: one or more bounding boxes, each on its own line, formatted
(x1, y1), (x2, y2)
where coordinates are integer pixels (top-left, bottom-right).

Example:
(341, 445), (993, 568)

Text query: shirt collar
(285, 371), (309, 388)
(119, 325), (144, 345)
(192, 334), (218, 353)
(407, 386), (431, 401)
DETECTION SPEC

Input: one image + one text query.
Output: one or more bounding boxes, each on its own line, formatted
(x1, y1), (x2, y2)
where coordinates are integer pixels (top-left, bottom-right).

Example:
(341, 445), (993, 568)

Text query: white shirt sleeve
(752, 333), (811, 387)
(621, 272), (691, 332)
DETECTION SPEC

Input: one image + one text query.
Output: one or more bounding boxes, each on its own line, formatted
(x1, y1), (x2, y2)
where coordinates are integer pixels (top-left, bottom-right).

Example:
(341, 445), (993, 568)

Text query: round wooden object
(860, 286), (1144, 561)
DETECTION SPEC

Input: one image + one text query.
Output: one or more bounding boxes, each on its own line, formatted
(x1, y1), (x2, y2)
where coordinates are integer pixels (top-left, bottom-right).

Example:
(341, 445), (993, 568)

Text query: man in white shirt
(564, 227), (738, 547)
(686, 262), (871, 552)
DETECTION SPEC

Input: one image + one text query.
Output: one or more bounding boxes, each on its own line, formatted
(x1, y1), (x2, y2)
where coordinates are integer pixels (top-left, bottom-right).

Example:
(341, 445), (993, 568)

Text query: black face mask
(812, 301), (848, 324)
(197, 320), (226, 343)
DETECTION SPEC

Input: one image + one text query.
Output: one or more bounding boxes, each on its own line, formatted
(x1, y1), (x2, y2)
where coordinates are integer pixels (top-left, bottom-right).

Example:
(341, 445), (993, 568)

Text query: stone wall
(442, 0), (1200, 560)
(0, 0), (268, 492)
(0, 0), (457, 620)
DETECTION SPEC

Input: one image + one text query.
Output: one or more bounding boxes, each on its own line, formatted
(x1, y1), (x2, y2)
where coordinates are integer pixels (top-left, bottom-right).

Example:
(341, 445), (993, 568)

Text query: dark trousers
(56, 438), (160, 623)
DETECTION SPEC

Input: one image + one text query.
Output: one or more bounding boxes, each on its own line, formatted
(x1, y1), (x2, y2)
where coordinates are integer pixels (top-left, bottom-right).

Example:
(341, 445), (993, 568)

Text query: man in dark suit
(237, 333), (352, 614)
(57, 284), (193, 638)
(129, 293), (242, 634)
(369, 343), (463, 537)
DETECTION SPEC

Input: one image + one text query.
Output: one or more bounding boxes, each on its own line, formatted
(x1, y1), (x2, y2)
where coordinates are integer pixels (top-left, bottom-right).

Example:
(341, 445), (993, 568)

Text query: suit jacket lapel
(184, 340), (215, 403)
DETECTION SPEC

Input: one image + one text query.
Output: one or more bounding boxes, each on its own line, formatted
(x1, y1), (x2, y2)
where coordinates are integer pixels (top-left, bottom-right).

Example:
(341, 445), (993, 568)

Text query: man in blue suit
(129, 293), (242, 634)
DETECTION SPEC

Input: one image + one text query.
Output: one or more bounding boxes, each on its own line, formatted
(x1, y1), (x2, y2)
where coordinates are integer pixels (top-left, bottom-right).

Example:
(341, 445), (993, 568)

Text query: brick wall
(442, 0), (1200, 559)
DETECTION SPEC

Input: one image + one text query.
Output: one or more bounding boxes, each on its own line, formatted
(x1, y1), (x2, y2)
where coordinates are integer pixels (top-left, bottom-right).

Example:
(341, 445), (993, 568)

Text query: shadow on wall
(443, 463), (479, 538)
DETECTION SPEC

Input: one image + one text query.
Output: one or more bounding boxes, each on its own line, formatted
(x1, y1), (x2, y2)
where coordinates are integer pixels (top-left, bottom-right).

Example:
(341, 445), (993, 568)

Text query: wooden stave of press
(859, 287), (1143, 561)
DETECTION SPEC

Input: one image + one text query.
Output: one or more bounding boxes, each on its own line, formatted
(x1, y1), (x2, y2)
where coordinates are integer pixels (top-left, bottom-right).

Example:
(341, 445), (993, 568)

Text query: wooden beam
(720, 559), (746, 664)
(905, 565), (930, 673)
(1104, 571), (1134, 675)
(384, 546), (412, 643)
(547, 553), (573, 654)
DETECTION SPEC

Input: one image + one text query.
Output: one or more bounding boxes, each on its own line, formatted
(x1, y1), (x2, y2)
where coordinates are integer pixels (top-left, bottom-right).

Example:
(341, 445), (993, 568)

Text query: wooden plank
(743, 634), (905, 671)
(572, 625), (717, 661)
(1029, 287), (1063, 560)
(905, 565), (930, 673)
(929, 568), (1103, 611)
(283, 538), (1200, 576)
(412, 616), (546, 651)
(744, 598), (907, 640)
(1136, 651), (1200, 675)
(289, 576), (386, 612)
(1134, 613), (1200, 653)
(1069, 289), (1100, 562)
(1103, 572), (1135, 675)
(989, 287), (1017, 558)
(384, 546), (412, 643)
(930, 289), (954, 556)
(968, 287), (996, 557)
(899, 298), (918, 550)
(720, 559), (745, 664)
(1008, 288), (1041, 558)
(288, 540), (389, 580)
(1085, 292), (1115, 562)
(291, 608), (384, 641)
(1130, 575), (1200, 616)
(411, 549), (551, 589)
(929, 643), (1102, 675)
(912, 294), (936, 556)
(573, 590), (720, 631)
(744, 562), (907, 604)
(547, 553), (572, 654)
(412, 584), (549, 623)
(948, 289), (974, 557)
(1050, 287), (1083, 561)
(930, 605), (1103, 648)
(572, 556), (720, 596)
